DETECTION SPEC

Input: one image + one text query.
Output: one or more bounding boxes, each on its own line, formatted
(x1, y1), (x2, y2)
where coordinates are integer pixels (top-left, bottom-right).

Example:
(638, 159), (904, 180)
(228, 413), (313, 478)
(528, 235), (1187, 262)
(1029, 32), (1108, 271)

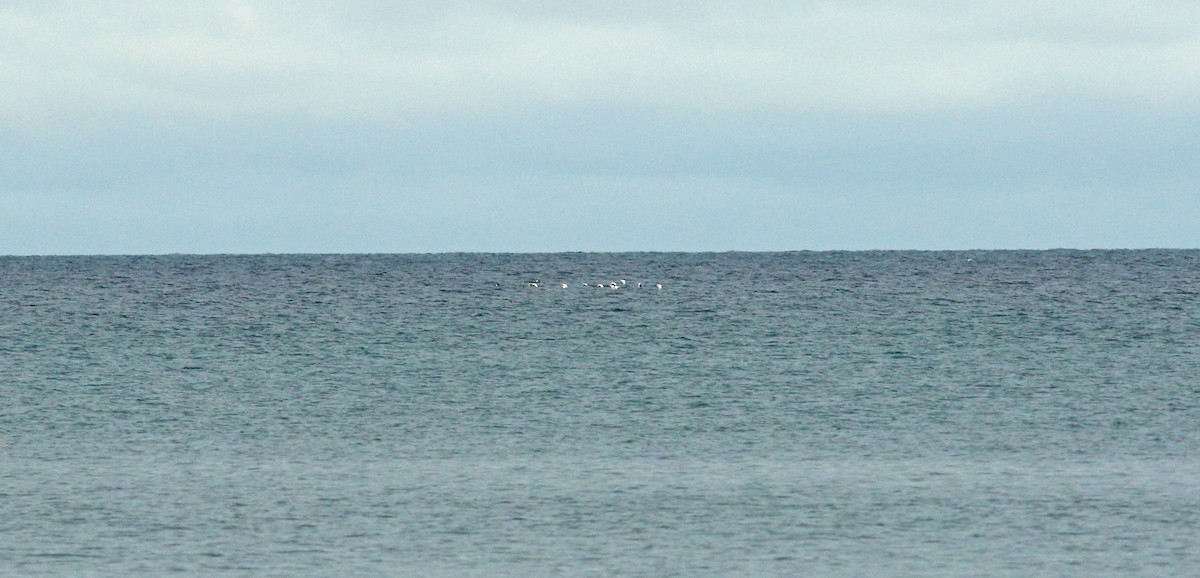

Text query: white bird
(560, 283), (568, 288)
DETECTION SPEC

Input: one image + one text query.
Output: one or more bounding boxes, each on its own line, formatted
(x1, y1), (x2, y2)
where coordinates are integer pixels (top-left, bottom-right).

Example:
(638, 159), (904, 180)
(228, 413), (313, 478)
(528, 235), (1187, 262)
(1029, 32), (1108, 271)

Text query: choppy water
(2, 250), (1199, 576)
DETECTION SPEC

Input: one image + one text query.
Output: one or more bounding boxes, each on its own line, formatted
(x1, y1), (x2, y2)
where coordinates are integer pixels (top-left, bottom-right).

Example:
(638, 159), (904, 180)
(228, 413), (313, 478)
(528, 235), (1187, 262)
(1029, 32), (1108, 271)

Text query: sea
(2, 250), (1198, 577)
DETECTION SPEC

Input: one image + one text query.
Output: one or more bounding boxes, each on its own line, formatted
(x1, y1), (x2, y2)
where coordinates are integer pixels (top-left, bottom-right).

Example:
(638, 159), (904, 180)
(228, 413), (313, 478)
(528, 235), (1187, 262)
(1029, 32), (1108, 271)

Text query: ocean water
(2, 250), (1198, 577)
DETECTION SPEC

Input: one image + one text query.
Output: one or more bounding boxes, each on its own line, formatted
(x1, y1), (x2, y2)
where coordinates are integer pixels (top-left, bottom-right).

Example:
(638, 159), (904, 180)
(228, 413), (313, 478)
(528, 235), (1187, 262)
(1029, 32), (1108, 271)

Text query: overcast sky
(2, 1), (1198, 254)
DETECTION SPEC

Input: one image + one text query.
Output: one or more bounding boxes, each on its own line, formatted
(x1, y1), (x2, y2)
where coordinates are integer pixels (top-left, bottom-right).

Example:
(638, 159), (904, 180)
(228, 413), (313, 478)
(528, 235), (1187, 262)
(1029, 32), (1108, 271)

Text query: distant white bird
(560, 283), (568, 288)
(656, 283), (662, 289)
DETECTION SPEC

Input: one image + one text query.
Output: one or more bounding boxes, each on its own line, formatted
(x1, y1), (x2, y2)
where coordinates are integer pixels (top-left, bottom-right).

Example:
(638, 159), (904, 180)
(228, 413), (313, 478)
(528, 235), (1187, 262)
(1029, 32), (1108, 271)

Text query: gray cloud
(5, 1), (1199, 122)
(2, 1), (1198, 253)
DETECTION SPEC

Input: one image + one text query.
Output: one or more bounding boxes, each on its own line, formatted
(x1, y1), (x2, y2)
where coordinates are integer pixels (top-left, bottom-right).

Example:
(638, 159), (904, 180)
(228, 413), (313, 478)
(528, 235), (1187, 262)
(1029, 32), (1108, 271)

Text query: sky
(2, 1), (1198, 254)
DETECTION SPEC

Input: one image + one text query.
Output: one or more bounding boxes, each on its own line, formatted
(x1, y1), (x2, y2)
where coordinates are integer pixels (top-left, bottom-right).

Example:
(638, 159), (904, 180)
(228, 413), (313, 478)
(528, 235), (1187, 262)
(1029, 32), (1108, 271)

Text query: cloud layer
(8, 1), (1200, 119)
(2, 1), (1198, 253)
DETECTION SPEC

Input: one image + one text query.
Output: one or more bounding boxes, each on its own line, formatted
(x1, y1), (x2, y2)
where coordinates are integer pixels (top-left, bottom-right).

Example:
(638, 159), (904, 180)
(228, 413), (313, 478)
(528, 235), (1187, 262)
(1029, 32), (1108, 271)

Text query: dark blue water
(3, 251), (1199, 576)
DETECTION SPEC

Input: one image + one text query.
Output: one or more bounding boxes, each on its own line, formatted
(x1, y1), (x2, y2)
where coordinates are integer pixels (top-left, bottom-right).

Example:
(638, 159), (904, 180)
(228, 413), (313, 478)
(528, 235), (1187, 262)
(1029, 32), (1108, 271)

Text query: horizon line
(3, 247), (1197, 258)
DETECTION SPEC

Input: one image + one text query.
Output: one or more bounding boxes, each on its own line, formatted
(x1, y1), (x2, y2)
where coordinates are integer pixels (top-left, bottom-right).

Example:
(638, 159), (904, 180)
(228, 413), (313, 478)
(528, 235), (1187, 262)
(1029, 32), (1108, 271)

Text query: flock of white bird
(502, 279), (662, 290)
